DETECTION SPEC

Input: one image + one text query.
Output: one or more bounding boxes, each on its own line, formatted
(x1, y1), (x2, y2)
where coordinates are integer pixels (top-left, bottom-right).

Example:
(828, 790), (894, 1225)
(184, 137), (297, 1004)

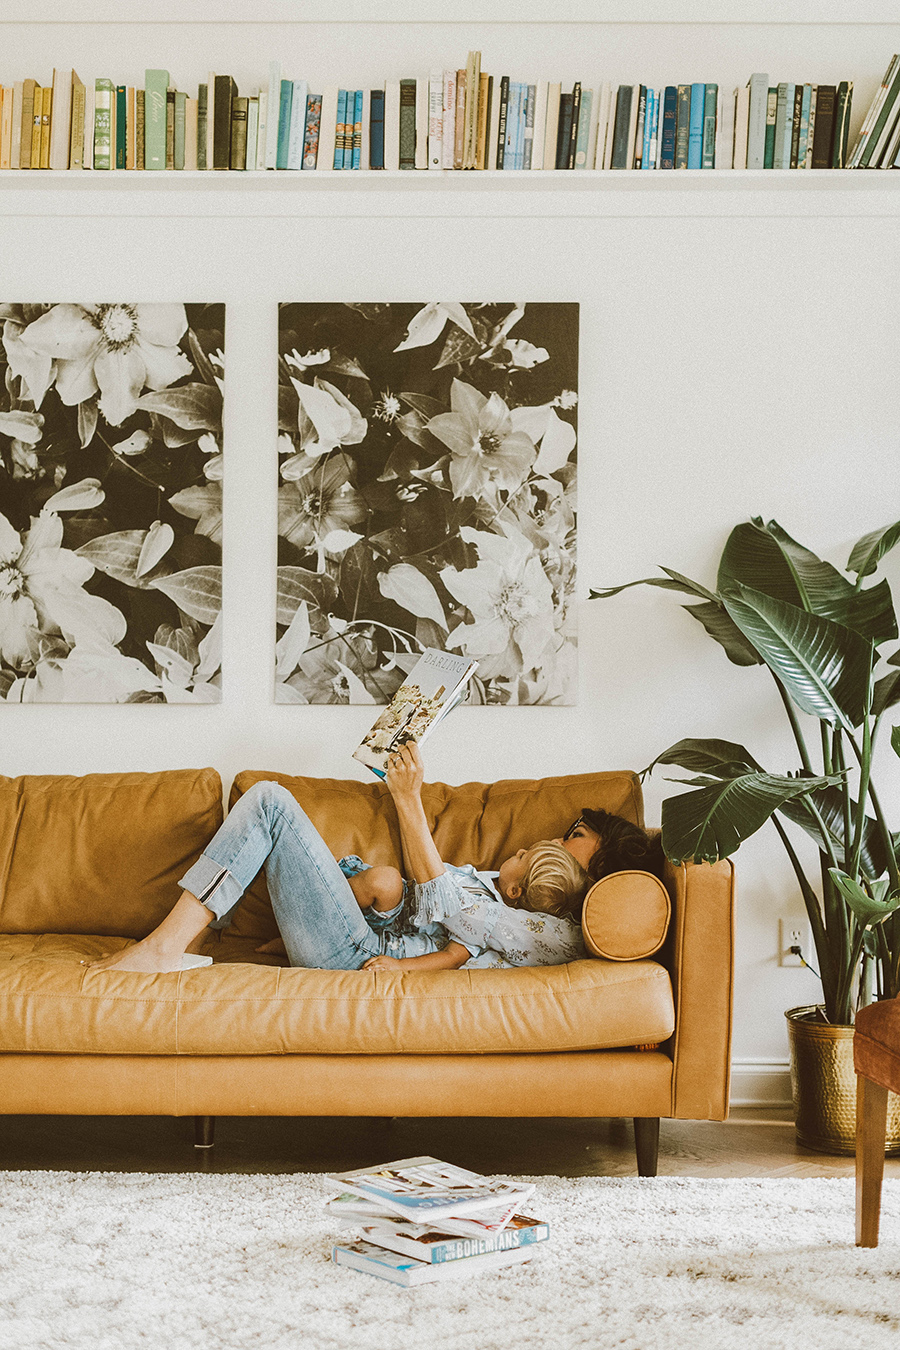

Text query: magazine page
(352, 651), (477, 778)
(325, 1156), (534, 1219)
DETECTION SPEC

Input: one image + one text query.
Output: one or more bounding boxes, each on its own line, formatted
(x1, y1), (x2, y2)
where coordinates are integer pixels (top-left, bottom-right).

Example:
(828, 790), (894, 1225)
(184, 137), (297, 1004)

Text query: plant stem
(770, 814), (837, 1014)
(773, 674), (814, 775)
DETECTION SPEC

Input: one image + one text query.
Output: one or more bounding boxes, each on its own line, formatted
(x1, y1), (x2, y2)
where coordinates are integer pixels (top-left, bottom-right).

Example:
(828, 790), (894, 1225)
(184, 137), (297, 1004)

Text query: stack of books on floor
(325, 1155), (549, 1287)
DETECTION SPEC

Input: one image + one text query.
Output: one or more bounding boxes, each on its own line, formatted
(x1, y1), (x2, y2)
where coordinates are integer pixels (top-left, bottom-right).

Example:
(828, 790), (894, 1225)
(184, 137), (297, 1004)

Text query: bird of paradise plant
(592, 517), (900, 1025)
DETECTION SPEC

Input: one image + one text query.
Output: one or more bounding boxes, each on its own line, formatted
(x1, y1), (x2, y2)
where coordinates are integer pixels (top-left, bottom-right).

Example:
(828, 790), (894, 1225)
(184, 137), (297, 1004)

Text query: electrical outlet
(779, 916), (811, 968)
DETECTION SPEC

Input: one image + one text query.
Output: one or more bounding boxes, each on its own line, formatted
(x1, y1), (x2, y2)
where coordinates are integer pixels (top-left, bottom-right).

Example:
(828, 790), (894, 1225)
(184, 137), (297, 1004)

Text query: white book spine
(746, 72), (769, 168)
(10, 82), (23, 168)
(83, 85), (94, 169)
(591, 82), (608, 169)
(245, 95), (258, 171)
(318, 85), (338, 173)
(530, 80), (547, 169)
(428, 69), (443, 170)
(0, 88), (12, 169)
(442, 71), (455, 168)
(256, 90), (268, 171)
(715, 83), (735, 168)
(415, 77), (428, 169)
(384, 79), (400, 171)
(586, 82), (601, 169)
(733, 86), (750, 169)
(265, 61), (280, 168)
(50, 69), (73, 170)
(287, 79), (308, 170)
(543, 82), (561, 170)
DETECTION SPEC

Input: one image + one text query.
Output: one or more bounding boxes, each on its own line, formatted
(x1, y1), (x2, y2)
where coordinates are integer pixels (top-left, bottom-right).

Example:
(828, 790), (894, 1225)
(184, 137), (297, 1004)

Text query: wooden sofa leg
(633, 1118), (660, 1177)
(856, 1075), (888, 1247)
(194, 1115), (216, 1149)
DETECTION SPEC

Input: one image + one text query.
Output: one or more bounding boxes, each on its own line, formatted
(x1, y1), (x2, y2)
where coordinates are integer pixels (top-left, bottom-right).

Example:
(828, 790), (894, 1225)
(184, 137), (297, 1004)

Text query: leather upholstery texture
(582, 870), (671, 960)
(854, 995), (900, 1093)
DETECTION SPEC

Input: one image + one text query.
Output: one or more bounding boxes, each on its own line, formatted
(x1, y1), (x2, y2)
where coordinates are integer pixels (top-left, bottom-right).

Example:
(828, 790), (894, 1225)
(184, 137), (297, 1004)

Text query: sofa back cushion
(228, 769), (644, 940)
(0, 768), (223, 937)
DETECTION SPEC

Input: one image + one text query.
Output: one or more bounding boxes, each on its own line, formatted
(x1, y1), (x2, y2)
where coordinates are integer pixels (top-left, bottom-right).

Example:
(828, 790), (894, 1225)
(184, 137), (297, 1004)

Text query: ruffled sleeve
(408, 869), (478, 926)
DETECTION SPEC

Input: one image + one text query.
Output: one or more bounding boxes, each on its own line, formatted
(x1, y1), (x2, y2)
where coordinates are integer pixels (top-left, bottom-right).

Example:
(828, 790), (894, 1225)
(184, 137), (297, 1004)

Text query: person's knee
(244, 780), (294, 812)
(365, 866), (404, 910)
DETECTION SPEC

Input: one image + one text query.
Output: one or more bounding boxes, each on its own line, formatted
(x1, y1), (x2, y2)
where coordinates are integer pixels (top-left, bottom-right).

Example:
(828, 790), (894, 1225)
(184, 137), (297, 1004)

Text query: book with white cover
(333, 1239), (533, 1286)
(317, 85), (338, 173)
(49, 68), (73, 170)
(264, 62), (280, 167)
(733, 86), (750, 168)
(325, 1157), (533, 1221)
(428, 70), (443, 169)
(715, 83), (735, 168)
(543, 82), (560, 170)
(352, 652), (477, 779)
(530, 80), (547, 169)
(331, 1211), (550, 1265)
(324, 1191), (521, 1238)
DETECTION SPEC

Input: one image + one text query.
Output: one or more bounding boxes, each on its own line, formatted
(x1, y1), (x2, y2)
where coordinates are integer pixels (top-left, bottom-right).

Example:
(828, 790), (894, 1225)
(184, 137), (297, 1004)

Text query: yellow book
(126, 86), (135, 168)
(40, 85), (52, 168)
(0, 88), (12, 169)
(30, 84), (42, 167)
(476, 71), (490, 169)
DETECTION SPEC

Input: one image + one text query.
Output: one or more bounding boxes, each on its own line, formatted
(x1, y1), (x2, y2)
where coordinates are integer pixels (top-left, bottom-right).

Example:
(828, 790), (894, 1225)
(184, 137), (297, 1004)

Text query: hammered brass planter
(786, 1005), (900, 1155)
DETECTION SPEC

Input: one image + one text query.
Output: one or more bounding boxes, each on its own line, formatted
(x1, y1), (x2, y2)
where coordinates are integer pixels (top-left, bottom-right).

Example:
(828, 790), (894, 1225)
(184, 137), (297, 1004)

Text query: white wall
(3, 10), (900, 1104)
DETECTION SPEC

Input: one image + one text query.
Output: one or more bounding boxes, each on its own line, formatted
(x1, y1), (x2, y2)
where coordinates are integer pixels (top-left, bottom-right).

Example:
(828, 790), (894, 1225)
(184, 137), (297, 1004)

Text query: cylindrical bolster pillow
(581, 870), (672, 961)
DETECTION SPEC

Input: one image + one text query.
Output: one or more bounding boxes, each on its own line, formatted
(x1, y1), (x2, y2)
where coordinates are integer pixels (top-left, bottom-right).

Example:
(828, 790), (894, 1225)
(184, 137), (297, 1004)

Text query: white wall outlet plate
(779, 916), (812, 968)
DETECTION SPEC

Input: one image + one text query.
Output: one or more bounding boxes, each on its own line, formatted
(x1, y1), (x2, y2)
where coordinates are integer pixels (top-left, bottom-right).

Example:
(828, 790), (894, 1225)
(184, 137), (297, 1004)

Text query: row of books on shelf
(324, 1156), (548, 1288)
(3, 54), (900, 173)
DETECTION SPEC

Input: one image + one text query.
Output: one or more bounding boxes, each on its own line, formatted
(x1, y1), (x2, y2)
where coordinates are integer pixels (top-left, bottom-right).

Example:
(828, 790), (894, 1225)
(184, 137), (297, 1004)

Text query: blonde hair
(521, 840), (592, 919)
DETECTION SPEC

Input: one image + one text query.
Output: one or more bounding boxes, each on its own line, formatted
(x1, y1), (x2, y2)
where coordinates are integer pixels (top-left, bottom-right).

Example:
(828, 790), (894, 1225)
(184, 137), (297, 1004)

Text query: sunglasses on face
(563, 817), (587, 841)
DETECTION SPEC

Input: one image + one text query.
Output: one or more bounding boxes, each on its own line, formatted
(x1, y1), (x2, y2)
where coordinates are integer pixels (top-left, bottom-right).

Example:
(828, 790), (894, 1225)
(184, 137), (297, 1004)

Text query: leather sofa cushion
(854, 995), (900, 1093)
(0, 934), (675, 1056)
(0, 769), (223, 938)
(582, 870), (671, 960)
(227, 769), (644, 940)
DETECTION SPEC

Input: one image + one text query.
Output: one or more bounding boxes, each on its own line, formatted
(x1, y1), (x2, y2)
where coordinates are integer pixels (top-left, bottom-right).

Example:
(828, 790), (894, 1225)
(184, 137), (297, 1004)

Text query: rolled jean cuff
(179, 852), (245, 926)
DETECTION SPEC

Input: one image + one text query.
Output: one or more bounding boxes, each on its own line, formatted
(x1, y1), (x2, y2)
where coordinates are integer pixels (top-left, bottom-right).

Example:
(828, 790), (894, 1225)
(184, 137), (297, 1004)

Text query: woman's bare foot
(86, 938), (187, 974)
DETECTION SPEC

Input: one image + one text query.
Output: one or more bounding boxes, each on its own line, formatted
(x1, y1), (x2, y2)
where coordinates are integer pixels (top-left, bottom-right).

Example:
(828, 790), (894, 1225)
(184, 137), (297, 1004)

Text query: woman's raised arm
(384, 743), (446, 884)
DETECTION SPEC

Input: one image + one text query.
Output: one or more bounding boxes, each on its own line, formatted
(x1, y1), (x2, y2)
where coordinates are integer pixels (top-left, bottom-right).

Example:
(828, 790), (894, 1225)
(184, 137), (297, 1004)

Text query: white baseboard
(729, 1059), (792, 1109)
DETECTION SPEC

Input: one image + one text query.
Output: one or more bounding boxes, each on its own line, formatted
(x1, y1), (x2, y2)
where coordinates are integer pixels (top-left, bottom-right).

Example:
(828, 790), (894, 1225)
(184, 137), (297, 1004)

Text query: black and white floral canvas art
(0, 303), (224, 703)
(276, 302), (578, 706)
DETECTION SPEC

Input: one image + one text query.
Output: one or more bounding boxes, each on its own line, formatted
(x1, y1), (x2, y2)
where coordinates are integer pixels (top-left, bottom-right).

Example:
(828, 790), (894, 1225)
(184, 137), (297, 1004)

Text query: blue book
(504, 81), (518, 168)
(515, 83), (526, 169)
(287, 79), (308, 170)
(659, 86), (677, 168)
(353, 89), (364, 168)
(276, 79), (293, 169)
(334, 89), (347, 168)
(641, 87), (654, 168)
(523, 83), (537, 169)
(369, 88), (385, 168)
(688, 82), (705, 168)
(702, 84), (718, 168)
(797, 83), (812, 167)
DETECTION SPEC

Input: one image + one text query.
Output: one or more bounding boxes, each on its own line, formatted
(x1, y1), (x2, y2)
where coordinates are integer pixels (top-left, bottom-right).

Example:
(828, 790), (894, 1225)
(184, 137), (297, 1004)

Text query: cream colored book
(383, 79), (400, 171)
(415, 75), (428, 168)
(83, 83), (94, 168)
(49, 68), (72, 169)
(184, 95), (198, 169)
(586, 82), (601, 169)
(733, 85), (750, 168)
(10, 81), (23, 167)
(715, 83), (734, 168)
(30, 84), (42, 168)
(69, 71), (85, 169)
(39, 85), (52, 169)
(543, 82), (560, 170)
(0, 89), (12, 169)
(462, 49), (480, 169)
(318, 85), (338, 172)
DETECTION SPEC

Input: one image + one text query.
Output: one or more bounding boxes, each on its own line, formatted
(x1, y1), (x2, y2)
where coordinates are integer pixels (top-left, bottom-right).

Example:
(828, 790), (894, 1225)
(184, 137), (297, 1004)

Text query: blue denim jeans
(178, 781), (438, 970)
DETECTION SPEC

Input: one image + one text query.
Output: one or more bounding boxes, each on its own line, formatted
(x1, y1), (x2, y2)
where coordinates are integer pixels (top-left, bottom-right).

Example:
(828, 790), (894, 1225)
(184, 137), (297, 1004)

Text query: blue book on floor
(688, 82), (705, 168)
(659, 86), (677, 168)
(276, 79), (293, 169)
(369, 88), (385, 168)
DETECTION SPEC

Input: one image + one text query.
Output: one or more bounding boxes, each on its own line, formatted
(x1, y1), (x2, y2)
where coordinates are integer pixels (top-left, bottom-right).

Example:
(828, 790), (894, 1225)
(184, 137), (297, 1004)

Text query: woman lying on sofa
(87, 744), (659, 976)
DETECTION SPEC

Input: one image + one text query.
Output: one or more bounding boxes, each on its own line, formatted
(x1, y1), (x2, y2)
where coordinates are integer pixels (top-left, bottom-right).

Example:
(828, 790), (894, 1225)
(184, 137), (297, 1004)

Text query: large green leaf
(645, 737), (763, 778)
(681, 601), (763, 666)
(718, 519), (896, 644)
(873, 669), (900, 718)
(722, 585), (873, 730)
(778, 786), (887, 878)
(828, 870), (900, 927)
(848, 520), (900, 579)
(661, 771), (845, 865)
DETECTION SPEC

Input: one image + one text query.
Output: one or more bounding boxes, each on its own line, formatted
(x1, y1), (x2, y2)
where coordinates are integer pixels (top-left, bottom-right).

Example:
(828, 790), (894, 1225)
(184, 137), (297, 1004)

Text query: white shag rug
(1, 1172), (899, 1350)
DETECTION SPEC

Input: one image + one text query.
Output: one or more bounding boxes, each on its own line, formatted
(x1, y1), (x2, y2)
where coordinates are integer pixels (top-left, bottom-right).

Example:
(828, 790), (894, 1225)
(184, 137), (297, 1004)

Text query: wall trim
(730, 1058), (792, 1108)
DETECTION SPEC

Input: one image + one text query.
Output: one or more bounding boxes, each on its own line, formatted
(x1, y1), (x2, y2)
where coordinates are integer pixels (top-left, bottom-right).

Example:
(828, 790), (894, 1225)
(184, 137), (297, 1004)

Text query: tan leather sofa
(0, 765), (734, 1175)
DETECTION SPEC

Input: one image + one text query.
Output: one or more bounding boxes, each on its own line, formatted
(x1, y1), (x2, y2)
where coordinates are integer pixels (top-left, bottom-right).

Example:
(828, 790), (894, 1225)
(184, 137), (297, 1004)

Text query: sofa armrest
(664, 856), (735, 1121)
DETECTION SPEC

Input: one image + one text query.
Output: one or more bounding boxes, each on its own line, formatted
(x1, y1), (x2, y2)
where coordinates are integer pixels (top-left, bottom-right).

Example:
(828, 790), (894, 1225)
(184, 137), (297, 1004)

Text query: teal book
(335, 89), (348, 168)
(764, 88), (777, 168)
(174, 90), (186, 170)
(276, 79), (293, 169)
(351, 89), (363, 169)
(144, 69), (169, 170)
(115, 85), (127, 167)
(675, 84), (691, 168)
(687, 83), (704, 168)
(702, 83), (717, 167)
(94, 79), (114, 170)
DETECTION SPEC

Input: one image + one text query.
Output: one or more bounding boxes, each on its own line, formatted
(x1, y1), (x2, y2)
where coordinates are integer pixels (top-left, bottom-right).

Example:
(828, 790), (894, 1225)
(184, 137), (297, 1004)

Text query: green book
(115, 85), (127, 168)
(674, 84), (690, 168)
(144, 67), (169, 170)
(399, 78), (416, 169)
(764, 88), (777, 168)
(174, 90), (186, 169)
(702, 83), (717, 168)
(93, 78), (113, 170)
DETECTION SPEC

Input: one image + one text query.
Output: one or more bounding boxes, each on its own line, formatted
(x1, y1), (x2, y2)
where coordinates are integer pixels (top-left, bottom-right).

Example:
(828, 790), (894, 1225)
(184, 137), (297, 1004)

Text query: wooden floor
(2, 1109), (899, 1177)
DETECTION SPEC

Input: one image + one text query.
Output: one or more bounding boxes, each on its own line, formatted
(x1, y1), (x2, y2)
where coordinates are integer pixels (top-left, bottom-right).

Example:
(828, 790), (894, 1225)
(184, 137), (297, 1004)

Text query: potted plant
(592, 517), (900, 1153)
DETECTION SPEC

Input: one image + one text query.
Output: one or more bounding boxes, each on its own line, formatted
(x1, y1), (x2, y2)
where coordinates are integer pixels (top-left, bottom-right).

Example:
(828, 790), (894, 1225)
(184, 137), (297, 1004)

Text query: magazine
(332, 1239), (534, 1287)
(324, 1191), (521, 1238)
(324, 1156), (535, 1222)
(340, 1213), (550, 1265)
(352, 649), (477, 779)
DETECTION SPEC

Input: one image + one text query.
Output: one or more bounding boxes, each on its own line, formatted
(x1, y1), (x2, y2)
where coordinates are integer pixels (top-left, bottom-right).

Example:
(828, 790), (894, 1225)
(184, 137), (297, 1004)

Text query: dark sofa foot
(633, 1117), (660, 1176)
(194, 1115), (215, 1148)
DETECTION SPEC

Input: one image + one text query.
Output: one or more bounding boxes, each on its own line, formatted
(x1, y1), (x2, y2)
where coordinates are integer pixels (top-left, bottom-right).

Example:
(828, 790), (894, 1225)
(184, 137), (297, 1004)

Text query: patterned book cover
(352, 651), (477, 778)
(144, 69), (169, 170)
(302, 94), (321, 169)
(789, 83), (803, 167)
(39, 85), (51, 169)
(399, 78), (416, 169)
(796, 83), (812, 168)
(93, 78), (113, 170)
(287, 79), (308, 169)
(804, 86), (817, 168)
(632, 85), (646, 168)
(333, 88), (346, 168)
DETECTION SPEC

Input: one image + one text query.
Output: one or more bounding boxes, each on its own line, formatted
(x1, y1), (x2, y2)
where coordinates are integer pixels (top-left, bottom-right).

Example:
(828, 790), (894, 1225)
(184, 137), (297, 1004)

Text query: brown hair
(574, 809), (665, 883)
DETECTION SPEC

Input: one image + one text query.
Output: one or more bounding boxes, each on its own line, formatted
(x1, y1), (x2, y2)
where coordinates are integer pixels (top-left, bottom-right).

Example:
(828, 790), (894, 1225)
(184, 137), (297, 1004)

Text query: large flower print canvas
(0, 303), (224, 703)
(276, 302), (578, 706)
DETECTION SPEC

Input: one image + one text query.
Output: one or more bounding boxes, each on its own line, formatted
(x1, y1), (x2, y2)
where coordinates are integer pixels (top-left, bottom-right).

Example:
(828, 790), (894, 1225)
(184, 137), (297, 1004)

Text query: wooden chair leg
(633, 1117), (660, 1177)
(856, 1074), (888, 1247)
(194, 1115), (215, 1149)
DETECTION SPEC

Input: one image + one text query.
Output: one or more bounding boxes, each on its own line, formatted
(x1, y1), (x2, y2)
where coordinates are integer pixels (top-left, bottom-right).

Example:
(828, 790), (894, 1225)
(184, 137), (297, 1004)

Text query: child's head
(497, 840), (592, 919)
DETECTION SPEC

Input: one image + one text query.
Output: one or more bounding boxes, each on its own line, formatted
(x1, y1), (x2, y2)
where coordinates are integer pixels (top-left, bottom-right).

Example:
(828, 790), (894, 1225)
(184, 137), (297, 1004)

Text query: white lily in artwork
(17, 303), (192, 427)
(0, 510), (126, 669)
(394, 302), (476, 352)
(290, 377), (368, 460)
